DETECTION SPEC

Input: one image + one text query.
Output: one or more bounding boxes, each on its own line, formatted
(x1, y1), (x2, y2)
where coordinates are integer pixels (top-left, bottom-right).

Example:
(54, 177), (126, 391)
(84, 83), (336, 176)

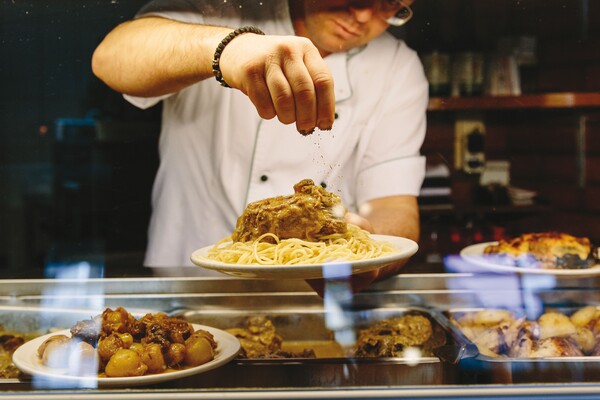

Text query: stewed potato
(139, 343), (166, 373)
(37, 307), (219, 378)
(104, 348), (147, 377)
(185, 330), (216, 366)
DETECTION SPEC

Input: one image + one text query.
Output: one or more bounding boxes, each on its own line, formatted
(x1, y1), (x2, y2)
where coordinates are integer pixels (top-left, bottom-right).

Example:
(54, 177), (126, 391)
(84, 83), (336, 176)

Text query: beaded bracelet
(212, 26), (265, 88)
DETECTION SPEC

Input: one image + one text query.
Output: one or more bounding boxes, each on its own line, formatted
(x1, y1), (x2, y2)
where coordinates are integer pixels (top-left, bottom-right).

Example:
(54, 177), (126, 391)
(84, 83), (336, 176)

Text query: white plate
(460, 242), (600, 278)
(12, 324), (240, 388)
(190, 235), (418, 280)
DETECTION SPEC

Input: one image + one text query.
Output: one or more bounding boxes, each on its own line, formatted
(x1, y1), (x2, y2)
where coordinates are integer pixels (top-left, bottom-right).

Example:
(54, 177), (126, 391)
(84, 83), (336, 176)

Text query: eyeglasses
(378, 0), (413, 26)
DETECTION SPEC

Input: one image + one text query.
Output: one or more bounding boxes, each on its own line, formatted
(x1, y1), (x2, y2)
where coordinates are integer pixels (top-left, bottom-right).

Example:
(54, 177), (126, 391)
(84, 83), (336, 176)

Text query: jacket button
(260, 175), (268, 182)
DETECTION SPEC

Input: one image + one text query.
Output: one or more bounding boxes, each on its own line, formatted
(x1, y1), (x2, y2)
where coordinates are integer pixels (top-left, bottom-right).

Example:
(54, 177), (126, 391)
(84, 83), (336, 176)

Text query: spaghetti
(207, 224), (397, 265)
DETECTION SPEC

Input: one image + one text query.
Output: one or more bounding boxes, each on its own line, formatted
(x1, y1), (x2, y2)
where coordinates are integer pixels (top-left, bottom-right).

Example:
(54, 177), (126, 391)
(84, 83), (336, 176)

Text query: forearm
(307, 196), (420, 296)
(360, 195), (420, 279)
(92, 17), (233, 97)
(360, 196), (420, 242)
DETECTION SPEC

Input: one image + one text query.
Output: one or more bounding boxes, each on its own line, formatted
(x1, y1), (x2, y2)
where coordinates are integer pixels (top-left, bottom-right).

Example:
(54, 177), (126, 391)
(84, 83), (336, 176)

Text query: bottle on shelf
(452, 51), (485, 97)
(422, 50), (451, 97)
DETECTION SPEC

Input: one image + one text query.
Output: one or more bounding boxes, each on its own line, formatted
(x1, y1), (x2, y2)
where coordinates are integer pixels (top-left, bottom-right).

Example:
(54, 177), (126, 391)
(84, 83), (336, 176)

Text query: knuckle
(293, 84), (315, 101)
(312, 72), (333, 90)
(257, 107), (276, 120)
(277, 113), (295, 125)
(297, 36), (315, 48)
(270, 43), (295, 60)
(274, 97), (295, 117)
(245, 61), (264, 78)
(273, 87), (294, 104)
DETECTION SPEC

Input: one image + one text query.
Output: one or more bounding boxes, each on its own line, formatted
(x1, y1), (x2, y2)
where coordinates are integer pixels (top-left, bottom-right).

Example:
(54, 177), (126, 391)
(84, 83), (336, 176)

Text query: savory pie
(483, 232), (597, 269)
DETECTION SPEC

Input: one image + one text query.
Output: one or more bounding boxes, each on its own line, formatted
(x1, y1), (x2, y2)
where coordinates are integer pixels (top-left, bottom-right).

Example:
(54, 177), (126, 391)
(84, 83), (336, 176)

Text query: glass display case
(1, 0), (600, 398)
(2, 275), (600, 398)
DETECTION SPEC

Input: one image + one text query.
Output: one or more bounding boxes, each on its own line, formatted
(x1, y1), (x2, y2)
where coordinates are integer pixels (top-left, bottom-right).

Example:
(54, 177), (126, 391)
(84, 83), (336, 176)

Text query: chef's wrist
(212, 26), (265, 88)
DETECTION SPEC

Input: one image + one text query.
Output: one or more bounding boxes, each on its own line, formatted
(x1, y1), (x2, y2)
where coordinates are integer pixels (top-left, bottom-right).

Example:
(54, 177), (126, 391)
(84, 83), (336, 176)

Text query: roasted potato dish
(37, 307), (217, 377)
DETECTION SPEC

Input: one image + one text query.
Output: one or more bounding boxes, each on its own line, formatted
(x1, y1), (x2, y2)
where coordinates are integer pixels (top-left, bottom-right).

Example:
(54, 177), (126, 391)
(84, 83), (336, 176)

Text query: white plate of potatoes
(12, 324), (240, 387)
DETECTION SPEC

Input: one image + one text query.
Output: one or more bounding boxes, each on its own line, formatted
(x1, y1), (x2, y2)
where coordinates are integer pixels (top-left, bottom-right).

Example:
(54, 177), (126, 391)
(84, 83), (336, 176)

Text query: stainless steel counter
(1, 274), (600, 399)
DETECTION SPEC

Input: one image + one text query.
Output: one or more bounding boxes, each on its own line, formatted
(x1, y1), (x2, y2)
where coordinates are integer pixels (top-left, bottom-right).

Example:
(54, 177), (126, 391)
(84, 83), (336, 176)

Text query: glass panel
(1, 0), (599, 396)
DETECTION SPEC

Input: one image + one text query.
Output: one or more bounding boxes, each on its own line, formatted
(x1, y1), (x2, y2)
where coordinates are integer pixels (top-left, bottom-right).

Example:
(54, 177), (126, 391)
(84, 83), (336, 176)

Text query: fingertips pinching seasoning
(298, 128), (315, 136)
(317, 120), (334, 131)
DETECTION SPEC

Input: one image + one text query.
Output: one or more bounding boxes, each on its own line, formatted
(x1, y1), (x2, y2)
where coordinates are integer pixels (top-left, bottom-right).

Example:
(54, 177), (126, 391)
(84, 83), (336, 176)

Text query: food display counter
(3, 0), (600, 398)
(2, 274), (600, 399)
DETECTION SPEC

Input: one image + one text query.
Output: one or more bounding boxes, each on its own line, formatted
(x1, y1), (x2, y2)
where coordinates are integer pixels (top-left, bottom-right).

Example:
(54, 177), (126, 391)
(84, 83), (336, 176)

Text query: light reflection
(42, 260), (105, 314)
(520, 274), (558, 320)
(322, 262), (359, 379)
(445, 254), (558, 319)
(45, 261), (100, 280)
(331, 203), (346, 219)
(322, 262), (356, 348)
(34, 260), (105, 388)
(40, 336), (98, 378)
(403, 347), (422, 367)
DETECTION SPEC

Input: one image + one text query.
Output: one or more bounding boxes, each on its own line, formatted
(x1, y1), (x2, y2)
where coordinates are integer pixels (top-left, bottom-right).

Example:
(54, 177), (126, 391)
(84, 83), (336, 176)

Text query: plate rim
(190, 234), (419, 279)
(460, 241), (600, 277)
(12, 323), (240, 387)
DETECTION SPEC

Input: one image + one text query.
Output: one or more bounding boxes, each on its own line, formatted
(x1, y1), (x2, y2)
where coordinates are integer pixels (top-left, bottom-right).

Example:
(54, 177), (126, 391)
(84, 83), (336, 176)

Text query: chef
(91, 0), (427, 294)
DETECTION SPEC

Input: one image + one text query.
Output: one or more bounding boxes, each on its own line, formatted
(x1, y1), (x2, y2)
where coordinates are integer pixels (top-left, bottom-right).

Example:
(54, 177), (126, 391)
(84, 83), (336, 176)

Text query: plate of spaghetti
(190, 179), (419, 279)
(191, 228), (418, 279)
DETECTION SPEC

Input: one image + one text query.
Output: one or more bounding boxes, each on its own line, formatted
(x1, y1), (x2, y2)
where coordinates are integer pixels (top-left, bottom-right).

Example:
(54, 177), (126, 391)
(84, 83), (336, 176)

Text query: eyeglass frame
(379, 0), (413, 26)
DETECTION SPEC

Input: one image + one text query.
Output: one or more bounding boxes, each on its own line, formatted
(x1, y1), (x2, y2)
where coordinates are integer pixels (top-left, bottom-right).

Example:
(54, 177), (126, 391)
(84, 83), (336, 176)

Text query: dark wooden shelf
(420, 203), (552, 216)
(428, 92), (600, 111)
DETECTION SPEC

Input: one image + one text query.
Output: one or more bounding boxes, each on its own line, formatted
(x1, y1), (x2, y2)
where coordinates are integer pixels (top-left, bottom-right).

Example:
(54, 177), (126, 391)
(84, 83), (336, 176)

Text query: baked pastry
(483, 232), (597, 269)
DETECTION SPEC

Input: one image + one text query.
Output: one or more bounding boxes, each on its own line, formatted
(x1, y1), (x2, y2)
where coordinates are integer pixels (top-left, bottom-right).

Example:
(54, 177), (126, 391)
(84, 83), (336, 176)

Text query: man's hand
(305, 212), (378, 297)
(305, 196), (419, 297)
(219, 34), (335, 134)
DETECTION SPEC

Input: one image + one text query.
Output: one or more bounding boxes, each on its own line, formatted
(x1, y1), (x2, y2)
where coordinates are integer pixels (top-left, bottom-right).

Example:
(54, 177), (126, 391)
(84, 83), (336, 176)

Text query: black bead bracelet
(212, 26), (265, 88)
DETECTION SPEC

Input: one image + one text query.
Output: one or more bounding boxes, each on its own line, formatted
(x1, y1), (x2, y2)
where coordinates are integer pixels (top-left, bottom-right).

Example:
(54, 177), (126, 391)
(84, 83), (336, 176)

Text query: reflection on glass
(323, 263), (356, 347)
(35, 261), (105, 388)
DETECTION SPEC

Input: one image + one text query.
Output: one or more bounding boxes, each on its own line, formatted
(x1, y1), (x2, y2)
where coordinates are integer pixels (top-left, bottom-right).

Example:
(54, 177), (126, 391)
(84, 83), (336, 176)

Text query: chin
(319, 35), (363, 54)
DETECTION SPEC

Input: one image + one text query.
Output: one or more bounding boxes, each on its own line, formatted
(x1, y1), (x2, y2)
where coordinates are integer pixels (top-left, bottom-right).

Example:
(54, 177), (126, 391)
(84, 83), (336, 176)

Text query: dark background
(1, 0), (599, 279)
(0, 0), (160, 278)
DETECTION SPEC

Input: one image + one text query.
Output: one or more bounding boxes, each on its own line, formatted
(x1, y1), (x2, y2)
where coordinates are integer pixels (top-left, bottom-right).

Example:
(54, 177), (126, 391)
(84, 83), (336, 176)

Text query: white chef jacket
(126, 0), (428, 270)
